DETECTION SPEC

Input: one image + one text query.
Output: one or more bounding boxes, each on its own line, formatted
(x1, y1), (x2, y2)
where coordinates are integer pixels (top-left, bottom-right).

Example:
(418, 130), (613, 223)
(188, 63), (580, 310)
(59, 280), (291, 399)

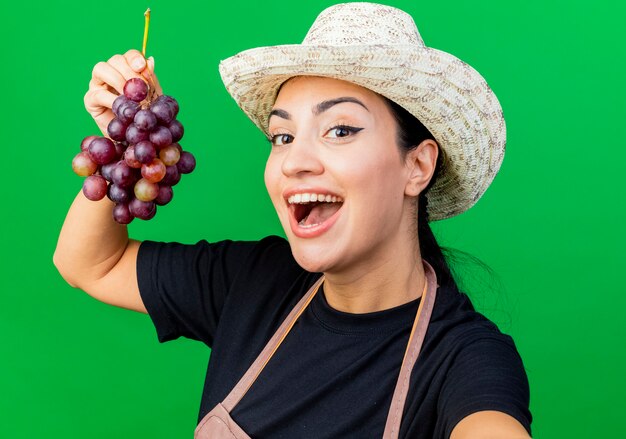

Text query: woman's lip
(287, 201), (343, 239)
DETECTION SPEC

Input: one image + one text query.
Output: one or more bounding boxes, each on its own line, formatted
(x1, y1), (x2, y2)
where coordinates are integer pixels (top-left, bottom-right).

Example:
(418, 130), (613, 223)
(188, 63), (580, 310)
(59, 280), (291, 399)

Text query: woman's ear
(404, 139), (439, 197)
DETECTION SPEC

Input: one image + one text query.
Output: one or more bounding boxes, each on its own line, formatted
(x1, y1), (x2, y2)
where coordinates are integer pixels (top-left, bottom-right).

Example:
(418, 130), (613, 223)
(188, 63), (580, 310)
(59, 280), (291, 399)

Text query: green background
(1, 0), (624, 437)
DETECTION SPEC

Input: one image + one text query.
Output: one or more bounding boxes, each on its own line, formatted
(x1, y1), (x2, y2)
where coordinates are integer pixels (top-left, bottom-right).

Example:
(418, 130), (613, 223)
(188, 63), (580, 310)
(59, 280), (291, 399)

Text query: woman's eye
(326, 125), (363, 139)
(271, 133), (294, 146)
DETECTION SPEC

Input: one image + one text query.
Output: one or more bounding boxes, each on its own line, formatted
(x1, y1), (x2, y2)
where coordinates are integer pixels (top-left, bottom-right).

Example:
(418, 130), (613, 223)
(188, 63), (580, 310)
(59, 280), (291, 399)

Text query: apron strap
(222, 275), (325, 411)
(382, 260), (438, 438)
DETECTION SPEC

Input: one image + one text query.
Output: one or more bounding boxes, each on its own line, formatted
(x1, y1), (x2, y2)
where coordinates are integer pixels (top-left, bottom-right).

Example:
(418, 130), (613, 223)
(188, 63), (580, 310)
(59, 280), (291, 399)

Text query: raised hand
(85, 49), (162, 135)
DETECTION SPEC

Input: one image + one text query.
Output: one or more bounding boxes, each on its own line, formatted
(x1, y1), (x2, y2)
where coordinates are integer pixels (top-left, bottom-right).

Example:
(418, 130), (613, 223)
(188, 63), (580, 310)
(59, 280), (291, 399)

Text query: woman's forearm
(53, 190), (130, 289)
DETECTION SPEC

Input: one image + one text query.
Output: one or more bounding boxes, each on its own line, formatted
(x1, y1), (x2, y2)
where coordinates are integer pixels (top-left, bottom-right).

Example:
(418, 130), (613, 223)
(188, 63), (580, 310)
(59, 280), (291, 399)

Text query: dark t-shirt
(137, 235), (531, 438)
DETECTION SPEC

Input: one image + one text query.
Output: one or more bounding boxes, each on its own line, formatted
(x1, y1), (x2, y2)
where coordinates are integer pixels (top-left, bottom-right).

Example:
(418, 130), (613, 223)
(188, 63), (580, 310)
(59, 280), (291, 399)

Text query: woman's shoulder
(225, 234), (302, 278)
(428, 282), (524, 360)
(139, 234), (293, 269)
(419, 283), (532, 437)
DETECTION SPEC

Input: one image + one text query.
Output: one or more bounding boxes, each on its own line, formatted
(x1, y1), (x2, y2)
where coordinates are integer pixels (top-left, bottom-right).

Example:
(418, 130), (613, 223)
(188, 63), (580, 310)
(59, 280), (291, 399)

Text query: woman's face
(264, 76), (418, 275)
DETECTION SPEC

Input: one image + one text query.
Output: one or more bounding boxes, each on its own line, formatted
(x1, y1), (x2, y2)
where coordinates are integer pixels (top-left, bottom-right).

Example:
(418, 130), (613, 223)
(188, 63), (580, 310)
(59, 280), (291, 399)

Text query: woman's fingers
(107, 53), (144, 83)
(84, 85), (117, 135)
(85, 83), (117, 113)
(91, 61), (127, 95)
(123, 49), (147, 73)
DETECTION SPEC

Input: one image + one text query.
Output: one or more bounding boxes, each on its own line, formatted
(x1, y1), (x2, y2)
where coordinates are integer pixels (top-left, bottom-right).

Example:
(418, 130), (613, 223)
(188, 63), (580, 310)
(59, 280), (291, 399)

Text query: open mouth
(288, 193), (344, 229)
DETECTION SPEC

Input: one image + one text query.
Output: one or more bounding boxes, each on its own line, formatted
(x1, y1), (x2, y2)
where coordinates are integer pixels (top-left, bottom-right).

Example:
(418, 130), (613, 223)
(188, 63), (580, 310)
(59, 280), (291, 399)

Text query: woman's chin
(288, 242), (336, 274)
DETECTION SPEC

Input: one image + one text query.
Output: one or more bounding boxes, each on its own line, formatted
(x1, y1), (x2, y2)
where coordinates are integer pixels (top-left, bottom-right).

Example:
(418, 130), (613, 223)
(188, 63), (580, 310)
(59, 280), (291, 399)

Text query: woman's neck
(322, 240), (426, 314)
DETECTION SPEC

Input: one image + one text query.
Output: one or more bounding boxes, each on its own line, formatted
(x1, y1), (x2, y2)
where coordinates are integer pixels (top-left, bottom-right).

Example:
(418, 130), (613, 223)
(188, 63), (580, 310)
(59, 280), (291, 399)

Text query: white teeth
(287, 193), (344, 204)
(298, 222), (320, 228)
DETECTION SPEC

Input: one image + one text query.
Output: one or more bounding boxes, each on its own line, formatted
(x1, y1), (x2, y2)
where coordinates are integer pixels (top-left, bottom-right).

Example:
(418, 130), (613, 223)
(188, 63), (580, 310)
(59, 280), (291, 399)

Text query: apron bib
(195, 260), (438, 438)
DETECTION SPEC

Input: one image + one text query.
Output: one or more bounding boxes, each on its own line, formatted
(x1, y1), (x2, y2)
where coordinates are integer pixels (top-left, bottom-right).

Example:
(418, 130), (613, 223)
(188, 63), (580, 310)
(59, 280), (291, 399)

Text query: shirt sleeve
(438, 334), (532, 438)
(136, 239), (259, 347)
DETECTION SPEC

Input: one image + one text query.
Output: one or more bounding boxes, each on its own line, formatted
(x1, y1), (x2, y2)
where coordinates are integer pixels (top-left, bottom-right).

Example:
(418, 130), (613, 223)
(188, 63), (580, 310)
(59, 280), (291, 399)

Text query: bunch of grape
(72, 78), (196, 224)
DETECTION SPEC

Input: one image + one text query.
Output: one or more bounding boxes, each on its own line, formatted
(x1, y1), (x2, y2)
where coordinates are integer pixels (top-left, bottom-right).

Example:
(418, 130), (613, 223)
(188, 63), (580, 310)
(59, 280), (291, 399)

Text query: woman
(54, 3), (531, 438)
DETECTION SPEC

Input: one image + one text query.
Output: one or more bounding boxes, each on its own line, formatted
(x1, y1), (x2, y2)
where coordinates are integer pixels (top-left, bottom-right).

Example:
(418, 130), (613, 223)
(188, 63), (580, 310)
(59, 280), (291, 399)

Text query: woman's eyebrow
(313, 97), (369, 115)
(269, 108), (291, 120)
(269, 97), (370, 121)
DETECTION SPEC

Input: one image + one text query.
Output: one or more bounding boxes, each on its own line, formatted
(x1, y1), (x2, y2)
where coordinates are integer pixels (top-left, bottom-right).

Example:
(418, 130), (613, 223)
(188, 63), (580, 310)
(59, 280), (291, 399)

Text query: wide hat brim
(219, 42), (506, 221)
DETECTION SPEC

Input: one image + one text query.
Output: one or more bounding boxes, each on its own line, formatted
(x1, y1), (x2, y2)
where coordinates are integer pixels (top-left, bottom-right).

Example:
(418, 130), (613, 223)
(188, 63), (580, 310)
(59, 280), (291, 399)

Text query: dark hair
(384, 98), (457, 288)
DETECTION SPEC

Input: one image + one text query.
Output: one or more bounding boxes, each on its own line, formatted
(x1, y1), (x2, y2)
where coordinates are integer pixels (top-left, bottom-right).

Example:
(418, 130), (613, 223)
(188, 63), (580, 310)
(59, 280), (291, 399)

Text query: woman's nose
(280, 137), (324, 177)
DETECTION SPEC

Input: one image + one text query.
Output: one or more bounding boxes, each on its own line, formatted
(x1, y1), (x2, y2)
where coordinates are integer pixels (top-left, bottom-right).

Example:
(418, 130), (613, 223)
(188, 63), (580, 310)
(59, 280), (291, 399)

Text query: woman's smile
(285, 188), (344, 237)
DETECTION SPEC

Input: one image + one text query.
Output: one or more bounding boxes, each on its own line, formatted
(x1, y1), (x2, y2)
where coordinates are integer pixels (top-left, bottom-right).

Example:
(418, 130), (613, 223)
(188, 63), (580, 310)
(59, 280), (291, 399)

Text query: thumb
(123, 49), (146, 72)
(130, 55), (147, 72)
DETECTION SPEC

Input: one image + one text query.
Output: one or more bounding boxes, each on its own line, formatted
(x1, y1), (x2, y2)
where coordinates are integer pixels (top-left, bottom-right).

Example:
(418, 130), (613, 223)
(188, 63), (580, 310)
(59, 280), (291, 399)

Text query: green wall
(2, 0), (624, 437)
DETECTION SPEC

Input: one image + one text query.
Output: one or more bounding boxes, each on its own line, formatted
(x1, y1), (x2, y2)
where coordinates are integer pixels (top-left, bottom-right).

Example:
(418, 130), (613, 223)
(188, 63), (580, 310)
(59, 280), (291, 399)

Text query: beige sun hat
(218, 2), (505, 221)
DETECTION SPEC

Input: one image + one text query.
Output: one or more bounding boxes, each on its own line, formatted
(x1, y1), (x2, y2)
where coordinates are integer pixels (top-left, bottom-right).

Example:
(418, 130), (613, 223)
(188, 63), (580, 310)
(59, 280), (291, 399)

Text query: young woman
(54, 3), (531, 438)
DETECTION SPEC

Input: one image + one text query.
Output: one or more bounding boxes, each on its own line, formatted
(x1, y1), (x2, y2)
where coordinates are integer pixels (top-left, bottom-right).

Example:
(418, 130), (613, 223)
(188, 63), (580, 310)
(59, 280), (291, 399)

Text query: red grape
(124, 77), (149, 102)
(134, 178), (159, 201)
(144, 209), (156, 220)
(113, 203), (134, 224)
(100, 162), (117, 182)
(80, 135), (99, 152)
(135, 140), (156, 164)
(134, 109), (157, 131)
(129, 198), (156, 220)
(82, 175), (108, 201)
(150, 101), (174, 125)
(141, 158), (166, 183)
(125, 124), (149, 144)
(112, 95), (129, 116)
(107, 118), (127, 141)
(123, 145), (143, 169)
(177, 151), (196, 174)
(159, 145), (180, 166)
(167, 120), (184, 142)
(88, 137), (117, 165)
(117, 100), (140, 125)
(107, 184), (131, 204)
(149, 126), (172, 148)
(156, 95), (179, 118)
(155, 185), (173, 205)
(111, 161), (137, 188)
(72, 151), (98, 176)
(161, 165), (181, 186)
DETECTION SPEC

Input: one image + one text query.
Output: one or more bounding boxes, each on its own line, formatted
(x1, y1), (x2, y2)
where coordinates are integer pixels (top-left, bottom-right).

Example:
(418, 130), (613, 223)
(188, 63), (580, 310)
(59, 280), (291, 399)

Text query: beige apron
(195, 261), (438, 439)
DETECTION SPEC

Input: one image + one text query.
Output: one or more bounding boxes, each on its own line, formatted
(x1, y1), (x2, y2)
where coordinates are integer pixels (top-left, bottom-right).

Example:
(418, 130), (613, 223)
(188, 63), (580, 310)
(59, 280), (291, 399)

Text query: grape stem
(142, 8), (151, 58)
(141, 8), (158, 105)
